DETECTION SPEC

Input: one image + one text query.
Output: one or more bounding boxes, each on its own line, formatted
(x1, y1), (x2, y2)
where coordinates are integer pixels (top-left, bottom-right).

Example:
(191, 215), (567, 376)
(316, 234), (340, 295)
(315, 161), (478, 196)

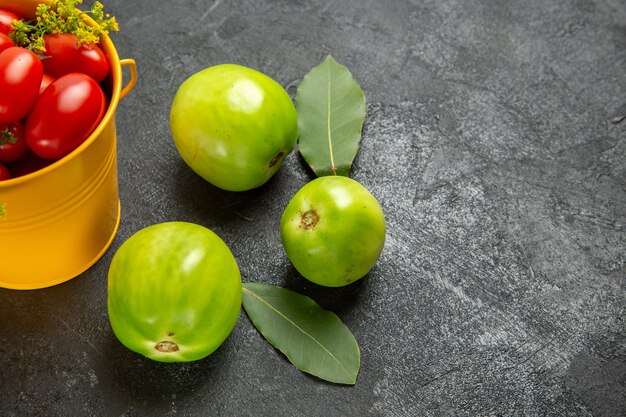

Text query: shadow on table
(97, 326), (239, 413)
(170, 159), (272, 225)
(277, 263), (374, 318)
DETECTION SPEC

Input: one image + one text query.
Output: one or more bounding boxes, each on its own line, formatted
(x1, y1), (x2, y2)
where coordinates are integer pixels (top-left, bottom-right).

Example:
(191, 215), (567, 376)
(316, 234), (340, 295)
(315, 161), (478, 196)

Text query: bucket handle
(119, 59), (137, 99)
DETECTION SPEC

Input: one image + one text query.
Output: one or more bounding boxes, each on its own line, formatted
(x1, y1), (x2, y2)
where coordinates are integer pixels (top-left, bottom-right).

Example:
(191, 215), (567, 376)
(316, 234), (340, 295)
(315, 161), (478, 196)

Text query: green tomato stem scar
(300, 210), (319, 230)
(269, 151), (285, 168)
(0, 203), (6, 220)
(155, 340), (179, 353)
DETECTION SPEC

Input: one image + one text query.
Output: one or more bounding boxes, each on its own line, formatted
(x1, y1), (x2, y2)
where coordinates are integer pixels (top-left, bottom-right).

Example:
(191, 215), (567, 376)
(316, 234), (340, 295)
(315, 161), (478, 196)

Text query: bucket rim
(0, 2), (124, 188)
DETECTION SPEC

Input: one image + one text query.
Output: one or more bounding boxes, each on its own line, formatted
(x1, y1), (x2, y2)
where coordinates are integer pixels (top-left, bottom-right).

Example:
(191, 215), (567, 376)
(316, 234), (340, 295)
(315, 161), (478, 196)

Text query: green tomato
(170, 64), (298, 191)
(280, 176), (386, 287)
(107, 222), (242, 362)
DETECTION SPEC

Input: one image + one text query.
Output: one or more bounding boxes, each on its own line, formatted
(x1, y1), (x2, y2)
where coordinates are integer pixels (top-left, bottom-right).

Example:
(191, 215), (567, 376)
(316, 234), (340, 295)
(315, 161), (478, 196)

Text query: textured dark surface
(1, 0), (625, 415)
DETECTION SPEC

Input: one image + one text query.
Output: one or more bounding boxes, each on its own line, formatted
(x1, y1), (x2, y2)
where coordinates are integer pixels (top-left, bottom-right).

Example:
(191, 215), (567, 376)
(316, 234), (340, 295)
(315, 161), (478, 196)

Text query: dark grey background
(1, 0), (625, 415)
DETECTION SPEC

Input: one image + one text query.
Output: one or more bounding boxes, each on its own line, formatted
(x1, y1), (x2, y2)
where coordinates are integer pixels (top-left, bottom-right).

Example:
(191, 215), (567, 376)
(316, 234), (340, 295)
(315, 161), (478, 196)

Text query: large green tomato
(280, 176), (386, 287)
(170, 64), (298, 191)
(107, 222), (242, 362)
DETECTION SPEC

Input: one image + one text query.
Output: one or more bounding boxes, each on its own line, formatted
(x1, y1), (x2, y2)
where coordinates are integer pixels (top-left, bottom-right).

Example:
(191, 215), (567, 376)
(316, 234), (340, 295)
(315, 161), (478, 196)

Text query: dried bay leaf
(295, 55), (366, 177)
(242, 282), (360, 385)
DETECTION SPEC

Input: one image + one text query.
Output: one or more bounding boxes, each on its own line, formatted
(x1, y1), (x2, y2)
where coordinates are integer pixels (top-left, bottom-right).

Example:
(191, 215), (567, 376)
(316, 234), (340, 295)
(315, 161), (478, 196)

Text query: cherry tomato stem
(0, 121), (28, 163)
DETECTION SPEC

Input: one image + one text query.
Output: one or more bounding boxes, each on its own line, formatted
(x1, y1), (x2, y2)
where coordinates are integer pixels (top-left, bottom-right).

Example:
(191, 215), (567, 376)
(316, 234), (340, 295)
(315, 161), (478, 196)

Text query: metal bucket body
(0, 0), (136, 289)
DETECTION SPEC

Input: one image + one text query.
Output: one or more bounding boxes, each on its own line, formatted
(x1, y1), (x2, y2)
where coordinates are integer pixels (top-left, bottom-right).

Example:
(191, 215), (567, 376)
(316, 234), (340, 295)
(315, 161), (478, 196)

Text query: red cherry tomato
(0, 9), (19, 35)
(0, 121), (28, 162)
(26, 73), (106, 160)
(6, 150), (50, 178)
(39, 73), (56, 94)
(0, 33), (14, 54)
(0, 47), (43, 123)
(42, 34), (110, 83)
(0, 161), (10, 180)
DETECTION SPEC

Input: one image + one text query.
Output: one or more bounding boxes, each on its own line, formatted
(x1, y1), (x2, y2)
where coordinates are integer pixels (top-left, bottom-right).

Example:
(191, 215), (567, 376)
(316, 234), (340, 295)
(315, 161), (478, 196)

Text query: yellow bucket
(0, 0), (137, 289)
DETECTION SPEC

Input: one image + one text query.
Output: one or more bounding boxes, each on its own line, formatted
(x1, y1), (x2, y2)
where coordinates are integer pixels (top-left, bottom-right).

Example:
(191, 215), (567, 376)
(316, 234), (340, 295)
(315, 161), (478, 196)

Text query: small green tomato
(170, 64), (298, 191)
(280, 176), (386, 287)
(107, 222), (242, 362)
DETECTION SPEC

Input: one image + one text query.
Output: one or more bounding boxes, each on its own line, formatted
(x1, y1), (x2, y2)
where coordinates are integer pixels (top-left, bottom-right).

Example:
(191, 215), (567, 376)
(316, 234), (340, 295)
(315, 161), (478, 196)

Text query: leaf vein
(327, 60), (337, 175)
(243, 287), (351, 378)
